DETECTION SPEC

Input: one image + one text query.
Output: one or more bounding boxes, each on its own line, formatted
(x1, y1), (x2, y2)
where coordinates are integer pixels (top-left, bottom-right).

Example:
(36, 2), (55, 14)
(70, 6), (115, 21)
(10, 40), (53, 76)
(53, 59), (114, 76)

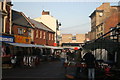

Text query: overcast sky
(12, 1), (119, 34)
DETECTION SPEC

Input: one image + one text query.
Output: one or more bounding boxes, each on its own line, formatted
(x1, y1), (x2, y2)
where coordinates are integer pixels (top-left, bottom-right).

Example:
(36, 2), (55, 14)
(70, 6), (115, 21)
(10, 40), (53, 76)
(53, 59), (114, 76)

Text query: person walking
(74, 48), (82, 78)
(83, 50), (96, 80)
(60, 50), (67, 66)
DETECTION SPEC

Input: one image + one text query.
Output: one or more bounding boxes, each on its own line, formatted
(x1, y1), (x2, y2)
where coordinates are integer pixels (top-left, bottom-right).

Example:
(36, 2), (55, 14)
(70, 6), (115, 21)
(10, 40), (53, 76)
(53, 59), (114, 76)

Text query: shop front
(0, 35), (14, 57)
(0, 35), (14, 69)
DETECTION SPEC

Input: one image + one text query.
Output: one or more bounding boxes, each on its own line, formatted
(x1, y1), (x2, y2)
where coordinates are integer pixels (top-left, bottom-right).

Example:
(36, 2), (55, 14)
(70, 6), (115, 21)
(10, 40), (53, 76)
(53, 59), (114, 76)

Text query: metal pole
(0, 10), (2, 80)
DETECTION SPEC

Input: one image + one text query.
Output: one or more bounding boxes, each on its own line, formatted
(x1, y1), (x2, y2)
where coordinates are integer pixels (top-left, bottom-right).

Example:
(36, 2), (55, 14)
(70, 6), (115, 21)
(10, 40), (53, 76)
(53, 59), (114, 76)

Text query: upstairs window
(49, 33), (51, 40)
(36, 30), (39, 38)
(40, 31), (42, 38)
(18, 28), (24, 35)
(52, 34), (54, 40)
(110, 27), (116, 36)
(43, 32), (46, 39)
(28, 29), (31, 37)
(72, 36), (76, 40)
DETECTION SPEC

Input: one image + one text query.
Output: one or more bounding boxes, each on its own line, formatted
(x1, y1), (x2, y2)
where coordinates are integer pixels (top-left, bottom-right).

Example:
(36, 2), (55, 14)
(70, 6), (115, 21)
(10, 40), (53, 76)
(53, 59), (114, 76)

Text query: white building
(34, 10), (61, 46)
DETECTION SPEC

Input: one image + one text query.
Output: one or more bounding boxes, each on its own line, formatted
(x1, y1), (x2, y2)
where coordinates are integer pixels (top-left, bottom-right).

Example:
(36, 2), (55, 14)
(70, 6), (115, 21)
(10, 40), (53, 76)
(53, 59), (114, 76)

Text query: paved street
(2, 60), (119, 80)
(2, 61), (66, 80)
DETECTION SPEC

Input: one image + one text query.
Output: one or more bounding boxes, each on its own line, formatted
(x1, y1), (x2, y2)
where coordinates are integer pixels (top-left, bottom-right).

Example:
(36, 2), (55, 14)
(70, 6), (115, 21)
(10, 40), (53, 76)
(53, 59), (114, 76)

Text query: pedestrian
(74, 48), (82, 78)
(83, 50), (96, 80)
(66, 49), (71, 61)
(60, 49), (67, 66)
(11, 55), (17, 68)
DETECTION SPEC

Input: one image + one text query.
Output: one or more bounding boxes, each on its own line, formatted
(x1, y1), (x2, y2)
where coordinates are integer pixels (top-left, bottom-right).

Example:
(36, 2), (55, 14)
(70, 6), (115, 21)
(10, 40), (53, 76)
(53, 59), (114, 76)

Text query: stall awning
(7, 43), (44, 48)
(82, 38), (119, 52)
(6, 42), (63, 49)
(44, 45), (63, 49)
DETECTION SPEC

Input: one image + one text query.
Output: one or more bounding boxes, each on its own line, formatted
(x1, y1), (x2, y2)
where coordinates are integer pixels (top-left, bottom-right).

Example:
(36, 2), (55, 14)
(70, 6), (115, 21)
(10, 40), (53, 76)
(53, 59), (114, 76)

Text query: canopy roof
(44, 45), (63, 49)
(8, 43), (44, 48)
(5, 42), (63, 49)
(83, 38), (120, 52)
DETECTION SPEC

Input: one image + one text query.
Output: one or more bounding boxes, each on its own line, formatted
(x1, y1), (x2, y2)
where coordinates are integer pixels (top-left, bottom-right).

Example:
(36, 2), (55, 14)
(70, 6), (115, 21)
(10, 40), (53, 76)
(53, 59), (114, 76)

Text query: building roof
(28, 18), (55, 33)
(89, 10), (104, 18)
(12, 10), (33, 28)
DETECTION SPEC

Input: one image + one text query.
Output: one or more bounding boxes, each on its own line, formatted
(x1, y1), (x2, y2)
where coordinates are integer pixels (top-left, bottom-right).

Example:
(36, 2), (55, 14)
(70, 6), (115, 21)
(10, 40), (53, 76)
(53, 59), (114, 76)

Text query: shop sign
(0, 36), (14, 43)
(14, 35), (31, 44)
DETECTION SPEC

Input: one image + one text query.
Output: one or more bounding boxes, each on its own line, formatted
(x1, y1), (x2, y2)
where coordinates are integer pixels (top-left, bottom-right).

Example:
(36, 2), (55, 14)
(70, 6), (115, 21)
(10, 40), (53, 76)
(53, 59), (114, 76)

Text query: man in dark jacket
(83, 51), (96, 80)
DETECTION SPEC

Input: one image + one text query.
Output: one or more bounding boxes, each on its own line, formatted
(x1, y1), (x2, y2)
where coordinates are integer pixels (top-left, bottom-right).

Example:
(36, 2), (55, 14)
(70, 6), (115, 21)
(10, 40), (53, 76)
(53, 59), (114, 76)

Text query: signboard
(14, 35), (31, 44)
(0, 36), (14, 43)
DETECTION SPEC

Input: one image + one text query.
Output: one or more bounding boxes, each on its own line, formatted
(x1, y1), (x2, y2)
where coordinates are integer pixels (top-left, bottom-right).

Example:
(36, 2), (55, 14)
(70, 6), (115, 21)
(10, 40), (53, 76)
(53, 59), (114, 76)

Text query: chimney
(42, 10), (50, 15)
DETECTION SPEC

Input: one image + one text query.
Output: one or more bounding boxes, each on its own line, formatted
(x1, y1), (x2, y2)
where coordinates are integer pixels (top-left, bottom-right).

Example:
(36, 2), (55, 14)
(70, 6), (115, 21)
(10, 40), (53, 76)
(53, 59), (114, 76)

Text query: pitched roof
(89, 10), (103, 17)
(12, 10), (33, 28)
(28, 18), (55, 33)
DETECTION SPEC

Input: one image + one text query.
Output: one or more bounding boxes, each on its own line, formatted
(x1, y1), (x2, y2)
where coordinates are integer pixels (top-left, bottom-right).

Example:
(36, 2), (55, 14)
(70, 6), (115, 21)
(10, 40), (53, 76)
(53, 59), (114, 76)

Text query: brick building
(12, 10), (55, 46)
(84, 3), (120, 68)
(12, 10), (33, 44)
(60, 34), (85, 48)
(104, 6), (120, 35)
(76, 34), (85, 43)
(87, 3), (120, 41)
(0, 1), (14, 43)
(28, 19), (55, 46)
(34, 10), (61, 46)
(61, 34), (72, 43)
